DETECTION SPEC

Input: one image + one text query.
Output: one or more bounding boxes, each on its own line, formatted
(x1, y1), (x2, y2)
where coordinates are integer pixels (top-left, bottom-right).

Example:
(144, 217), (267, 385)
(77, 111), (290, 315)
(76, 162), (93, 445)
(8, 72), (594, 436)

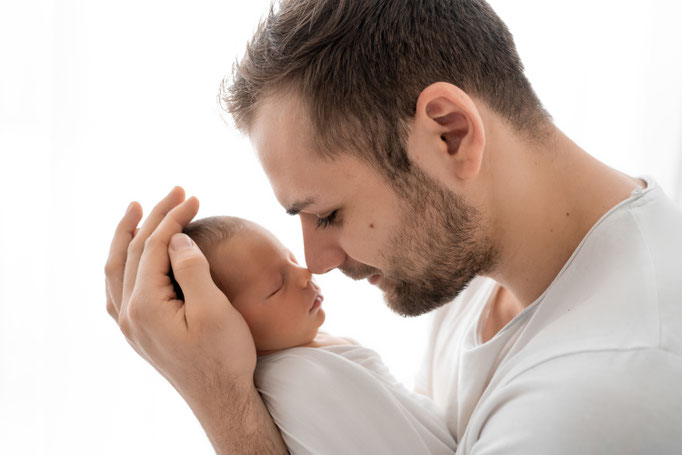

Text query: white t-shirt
(255, 344), (457, 454)
(416, 177), (682, 454)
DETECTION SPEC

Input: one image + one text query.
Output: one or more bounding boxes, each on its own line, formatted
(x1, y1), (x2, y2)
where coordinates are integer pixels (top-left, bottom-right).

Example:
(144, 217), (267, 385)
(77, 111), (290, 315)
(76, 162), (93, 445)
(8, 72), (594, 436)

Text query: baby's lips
(309, 293), (324, 312)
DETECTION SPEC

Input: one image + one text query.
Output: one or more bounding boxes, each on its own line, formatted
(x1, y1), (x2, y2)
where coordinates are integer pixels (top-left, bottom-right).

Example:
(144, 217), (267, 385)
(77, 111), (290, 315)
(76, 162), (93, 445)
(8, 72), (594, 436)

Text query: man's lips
(368, 274), (381, 285)
(309, 294), (323, 312)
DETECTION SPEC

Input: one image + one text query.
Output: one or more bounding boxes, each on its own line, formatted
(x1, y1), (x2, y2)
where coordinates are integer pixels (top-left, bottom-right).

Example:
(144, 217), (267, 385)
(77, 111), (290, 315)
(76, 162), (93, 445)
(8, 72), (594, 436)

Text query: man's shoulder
(467, 348), (682, 454)
(504, 182), (682, 373)
(502, 344), (682, 389)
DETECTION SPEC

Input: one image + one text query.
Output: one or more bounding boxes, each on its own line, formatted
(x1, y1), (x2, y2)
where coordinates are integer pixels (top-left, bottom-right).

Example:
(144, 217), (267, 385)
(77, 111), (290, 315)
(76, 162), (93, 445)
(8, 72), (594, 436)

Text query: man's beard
(339, 165), (499, 317)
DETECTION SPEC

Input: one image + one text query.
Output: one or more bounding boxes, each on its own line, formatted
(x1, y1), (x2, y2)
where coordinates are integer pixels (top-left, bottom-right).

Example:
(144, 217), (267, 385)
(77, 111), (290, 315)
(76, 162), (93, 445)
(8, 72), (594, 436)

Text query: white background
(1, 1), (681, 453)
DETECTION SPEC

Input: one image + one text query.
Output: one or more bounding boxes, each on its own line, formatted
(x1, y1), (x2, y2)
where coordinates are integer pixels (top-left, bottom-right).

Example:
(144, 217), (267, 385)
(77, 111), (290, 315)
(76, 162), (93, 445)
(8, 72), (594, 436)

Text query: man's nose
(301, 215), (346, 274)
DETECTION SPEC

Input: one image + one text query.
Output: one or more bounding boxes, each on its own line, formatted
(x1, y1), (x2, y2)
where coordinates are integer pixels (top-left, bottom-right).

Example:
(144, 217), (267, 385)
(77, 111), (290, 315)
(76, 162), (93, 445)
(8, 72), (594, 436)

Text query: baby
(175, 216), (456, 454)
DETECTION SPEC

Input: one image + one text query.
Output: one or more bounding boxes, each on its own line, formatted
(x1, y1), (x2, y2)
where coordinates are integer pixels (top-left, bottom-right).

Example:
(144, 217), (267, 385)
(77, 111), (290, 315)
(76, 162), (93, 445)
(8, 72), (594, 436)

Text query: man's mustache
(338, 260), (381, 281)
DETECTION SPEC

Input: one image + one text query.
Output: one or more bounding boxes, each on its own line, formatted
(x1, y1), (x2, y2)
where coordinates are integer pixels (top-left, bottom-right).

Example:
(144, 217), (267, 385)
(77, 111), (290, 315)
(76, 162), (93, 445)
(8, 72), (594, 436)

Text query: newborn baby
(180, 215), (332, 356)
(178, 216), (456, 454)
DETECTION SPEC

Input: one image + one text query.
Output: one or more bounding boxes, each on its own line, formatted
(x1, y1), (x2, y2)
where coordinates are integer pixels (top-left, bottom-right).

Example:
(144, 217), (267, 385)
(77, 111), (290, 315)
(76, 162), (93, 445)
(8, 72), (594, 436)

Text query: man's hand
(105, 187), (287, 454)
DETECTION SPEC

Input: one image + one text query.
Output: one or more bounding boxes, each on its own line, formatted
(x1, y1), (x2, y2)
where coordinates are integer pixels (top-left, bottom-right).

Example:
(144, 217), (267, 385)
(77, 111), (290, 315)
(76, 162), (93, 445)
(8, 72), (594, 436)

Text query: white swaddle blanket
(255, 343), (456, 454)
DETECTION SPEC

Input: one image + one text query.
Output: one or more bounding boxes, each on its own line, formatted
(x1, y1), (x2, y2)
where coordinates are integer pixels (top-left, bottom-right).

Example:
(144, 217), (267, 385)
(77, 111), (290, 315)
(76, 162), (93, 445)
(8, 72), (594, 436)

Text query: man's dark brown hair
(221, 0), (551, 181)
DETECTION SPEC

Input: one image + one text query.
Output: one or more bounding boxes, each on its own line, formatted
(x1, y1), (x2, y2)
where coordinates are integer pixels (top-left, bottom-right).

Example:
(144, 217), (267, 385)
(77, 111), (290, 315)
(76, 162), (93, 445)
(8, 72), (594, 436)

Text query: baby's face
(206, 225), (325, 353)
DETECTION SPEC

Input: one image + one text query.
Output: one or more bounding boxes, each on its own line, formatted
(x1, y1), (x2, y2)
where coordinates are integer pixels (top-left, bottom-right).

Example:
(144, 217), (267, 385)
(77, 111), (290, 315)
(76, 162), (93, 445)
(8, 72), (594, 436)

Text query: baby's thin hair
(183, 215), (250, 252)
(169, 216), (251, 300)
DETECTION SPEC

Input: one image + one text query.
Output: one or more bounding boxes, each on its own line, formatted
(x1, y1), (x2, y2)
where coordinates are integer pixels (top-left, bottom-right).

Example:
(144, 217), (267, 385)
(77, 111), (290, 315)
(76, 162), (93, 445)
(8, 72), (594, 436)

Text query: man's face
(250, 93), (497, 317)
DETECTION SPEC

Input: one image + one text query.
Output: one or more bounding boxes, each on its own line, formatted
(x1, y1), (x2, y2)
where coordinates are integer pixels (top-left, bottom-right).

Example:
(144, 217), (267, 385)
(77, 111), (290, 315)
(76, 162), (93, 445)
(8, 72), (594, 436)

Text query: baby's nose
(295, 265), (313, 289)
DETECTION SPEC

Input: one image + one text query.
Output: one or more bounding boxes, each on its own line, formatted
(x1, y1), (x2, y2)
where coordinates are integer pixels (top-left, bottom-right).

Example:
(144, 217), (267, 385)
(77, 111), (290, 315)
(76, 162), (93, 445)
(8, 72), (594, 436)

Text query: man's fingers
(106, 287), (118, 320)
(167, 232), (236, 330)
(121, 187), (186, 307)
(105, 201), (143, 316)
(167, 233), (222, 303)
(124, 197), (200, 321)
(136, 197), (201, 281)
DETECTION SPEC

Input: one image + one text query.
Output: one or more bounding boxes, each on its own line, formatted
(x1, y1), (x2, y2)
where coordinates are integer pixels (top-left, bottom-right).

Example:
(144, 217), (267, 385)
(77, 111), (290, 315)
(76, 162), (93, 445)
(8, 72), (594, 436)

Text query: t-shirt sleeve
(468, 350), (682, 455)
(255, 349), (456, 455)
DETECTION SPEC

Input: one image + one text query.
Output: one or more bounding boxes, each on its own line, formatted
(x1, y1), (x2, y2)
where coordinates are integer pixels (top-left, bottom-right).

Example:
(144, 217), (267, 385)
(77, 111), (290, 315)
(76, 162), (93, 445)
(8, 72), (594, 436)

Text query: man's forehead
(249, 91), (314, 159)
(248, 93), (335, 212)
(248, 91), (376, 215)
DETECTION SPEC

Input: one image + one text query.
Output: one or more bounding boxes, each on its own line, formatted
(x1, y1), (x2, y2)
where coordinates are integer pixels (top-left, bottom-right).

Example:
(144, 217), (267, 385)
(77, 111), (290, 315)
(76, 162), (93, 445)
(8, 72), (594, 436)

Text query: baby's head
(179, 216), (325, 354)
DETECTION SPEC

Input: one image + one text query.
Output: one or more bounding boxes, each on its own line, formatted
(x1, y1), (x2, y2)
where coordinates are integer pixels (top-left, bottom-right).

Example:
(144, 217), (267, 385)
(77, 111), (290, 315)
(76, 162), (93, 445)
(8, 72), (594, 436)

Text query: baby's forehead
(232, 224), (283, 255)
(211, 225), (286, 283)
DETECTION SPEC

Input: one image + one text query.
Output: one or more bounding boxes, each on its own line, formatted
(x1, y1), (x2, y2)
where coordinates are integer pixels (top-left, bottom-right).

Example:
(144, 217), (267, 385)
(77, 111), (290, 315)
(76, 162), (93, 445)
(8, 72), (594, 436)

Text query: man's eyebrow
(285, 197), (317, 216)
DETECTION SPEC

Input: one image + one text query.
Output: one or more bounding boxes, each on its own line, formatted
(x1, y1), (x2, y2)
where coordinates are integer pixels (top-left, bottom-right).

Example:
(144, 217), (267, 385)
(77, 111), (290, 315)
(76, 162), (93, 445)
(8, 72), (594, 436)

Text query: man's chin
(383, 295), (425, 318)
(381, 277), (469, 318)
(383, 293), (446, 318)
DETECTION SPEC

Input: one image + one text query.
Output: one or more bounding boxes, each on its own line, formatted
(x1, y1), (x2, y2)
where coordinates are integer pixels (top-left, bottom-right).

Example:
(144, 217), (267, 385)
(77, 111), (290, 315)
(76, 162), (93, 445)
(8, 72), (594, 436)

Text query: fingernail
(170, 233), (193, 251)
(125, 202), (133, 214)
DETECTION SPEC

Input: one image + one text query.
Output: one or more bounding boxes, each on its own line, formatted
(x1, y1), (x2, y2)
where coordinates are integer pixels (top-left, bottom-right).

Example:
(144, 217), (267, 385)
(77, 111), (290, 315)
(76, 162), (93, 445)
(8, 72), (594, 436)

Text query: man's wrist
(184, 376), (287, 454)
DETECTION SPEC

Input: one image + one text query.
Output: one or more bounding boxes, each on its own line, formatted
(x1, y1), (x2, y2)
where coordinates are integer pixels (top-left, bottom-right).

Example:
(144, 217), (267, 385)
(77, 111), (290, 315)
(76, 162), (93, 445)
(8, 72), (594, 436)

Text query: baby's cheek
(240, 306), (281, 349)
(255, 311), (300, 350)
(230, 300), (260, 336)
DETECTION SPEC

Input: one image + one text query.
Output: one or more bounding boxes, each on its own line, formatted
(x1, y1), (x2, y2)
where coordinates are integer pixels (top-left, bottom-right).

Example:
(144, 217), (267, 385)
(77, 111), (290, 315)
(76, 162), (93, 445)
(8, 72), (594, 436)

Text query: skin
(200, 224), (330, 355)
(250, 82), (644, 342)
(105, 82), (644, 454)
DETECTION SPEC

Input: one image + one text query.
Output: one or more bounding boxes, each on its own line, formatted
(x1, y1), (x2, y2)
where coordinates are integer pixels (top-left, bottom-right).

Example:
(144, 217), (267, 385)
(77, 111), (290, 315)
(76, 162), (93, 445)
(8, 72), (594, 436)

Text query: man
(105, 0), (682, 453)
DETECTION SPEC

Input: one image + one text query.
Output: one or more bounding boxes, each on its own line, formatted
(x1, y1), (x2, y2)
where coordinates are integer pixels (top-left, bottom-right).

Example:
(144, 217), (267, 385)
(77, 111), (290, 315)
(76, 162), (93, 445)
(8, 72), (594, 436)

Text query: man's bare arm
(187, 379), (288, 454)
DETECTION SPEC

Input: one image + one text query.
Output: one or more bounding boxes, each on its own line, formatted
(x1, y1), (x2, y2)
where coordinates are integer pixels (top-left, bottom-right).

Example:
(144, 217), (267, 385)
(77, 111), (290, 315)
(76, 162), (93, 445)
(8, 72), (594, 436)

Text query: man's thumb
(168, 233), (217, 303)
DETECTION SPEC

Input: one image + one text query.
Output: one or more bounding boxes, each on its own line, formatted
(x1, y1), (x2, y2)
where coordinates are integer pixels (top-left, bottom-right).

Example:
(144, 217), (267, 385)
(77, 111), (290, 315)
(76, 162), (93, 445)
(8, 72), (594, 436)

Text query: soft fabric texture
(416, 176), (682, 454)
(255, 344), (457, 455)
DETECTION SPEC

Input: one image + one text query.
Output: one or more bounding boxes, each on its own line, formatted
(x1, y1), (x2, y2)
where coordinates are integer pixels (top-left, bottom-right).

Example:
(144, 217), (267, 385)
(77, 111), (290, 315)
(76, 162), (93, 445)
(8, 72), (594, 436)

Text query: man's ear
(409, 82), (486, 182)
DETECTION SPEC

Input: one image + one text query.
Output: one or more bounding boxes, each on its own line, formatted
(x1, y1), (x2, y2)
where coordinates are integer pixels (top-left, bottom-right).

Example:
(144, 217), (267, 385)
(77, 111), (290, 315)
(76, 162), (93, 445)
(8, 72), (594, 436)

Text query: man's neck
(481, 125), (643, 316)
